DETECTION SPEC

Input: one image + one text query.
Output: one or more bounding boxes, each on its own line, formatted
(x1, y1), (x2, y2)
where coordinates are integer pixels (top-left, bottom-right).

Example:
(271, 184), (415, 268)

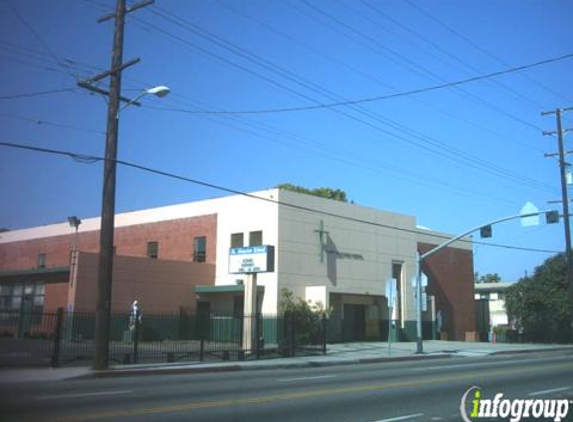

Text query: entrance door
(342, 304), (365, 342)
(196, 301), (210, 340)
(18, 295), (34, 338)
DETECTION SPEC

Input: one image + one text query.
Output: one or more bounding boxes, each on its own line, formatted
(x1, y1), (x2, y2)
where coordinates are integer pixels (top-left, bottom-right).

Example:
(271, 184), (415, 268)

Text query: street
(1, 349), (572, 422)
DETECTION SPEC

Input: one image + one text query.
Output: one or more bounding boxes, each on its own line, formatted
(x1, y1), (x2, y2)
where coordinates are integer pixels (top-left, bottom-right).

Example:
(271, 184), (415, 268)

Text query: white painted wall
(213, 190), (279, 315)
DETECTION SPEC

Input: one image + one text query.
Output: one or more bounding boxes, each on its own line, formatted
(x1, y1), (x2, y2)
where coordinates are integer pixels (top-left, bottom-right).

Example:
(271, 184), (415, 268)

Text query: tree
(475, 272), (501, 284)
(504, 253), (571, 343)
(276, 183), (348, 203)
(279, 288), (329, 351)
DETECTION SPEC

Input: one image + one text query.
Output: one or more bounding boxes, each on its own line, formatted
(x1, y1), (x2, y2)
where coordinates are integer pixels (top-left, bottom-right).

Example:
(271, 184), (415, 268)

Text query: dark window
(249, 231), (263, 246)
(194, 236), (207, 263)
(147, 241), (159, 259)
(0, 282), (45, 319)
(231, 233), (244, 248)
(37, 253), (46, 269)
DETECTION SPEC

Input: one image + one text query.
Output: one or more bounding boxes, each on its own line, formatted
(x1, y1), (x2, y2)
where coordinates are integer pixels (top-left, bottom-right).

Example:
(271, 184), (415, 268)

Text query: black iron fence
(0, 309), (327, 367)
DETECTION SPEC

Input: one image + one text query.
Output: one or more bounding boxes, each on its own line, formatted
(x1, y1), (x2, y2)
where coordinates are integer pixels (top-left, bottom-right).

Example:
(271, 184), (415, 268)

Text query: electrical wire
(402, 0), (573, 106)
(0, 141), (561, 255)
(0, 87), (77, 100)
(0, 113), (104, 135)
(146, 52), (573, 115)
(216, 1), (547, 157)
(139, 7), (556, 195)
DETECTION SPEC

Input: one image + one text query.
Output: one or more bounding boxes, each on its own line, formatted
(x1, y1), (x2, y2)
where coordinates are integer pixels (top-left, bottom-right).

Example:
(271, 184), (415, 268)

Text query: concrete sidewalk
(1, 341), (571, 384)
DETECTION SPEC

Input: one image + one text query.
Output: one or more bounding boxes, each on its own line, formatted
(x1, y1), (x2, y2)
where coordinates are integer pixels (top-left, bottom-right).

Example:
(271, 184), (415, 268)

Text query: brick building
(0, 189), (476, 341)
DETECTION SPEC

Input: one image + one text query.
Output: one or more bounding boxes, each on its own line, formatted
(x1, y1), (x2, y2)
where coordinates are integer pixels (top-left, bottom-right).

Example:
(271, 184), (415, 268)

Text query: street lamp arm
(419, 210), (552, 262)
(117, 92), (145, 114)
(117, 86), (170, 116)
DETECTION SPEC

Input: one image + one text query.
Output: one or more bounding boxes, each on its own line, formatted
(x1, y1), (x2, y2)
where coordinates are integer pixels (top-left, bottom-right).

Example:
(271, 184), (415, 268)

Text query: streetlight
(117, 85), (170, 115)
(67, 216), (82, 252)
(93, 84), (170, 370)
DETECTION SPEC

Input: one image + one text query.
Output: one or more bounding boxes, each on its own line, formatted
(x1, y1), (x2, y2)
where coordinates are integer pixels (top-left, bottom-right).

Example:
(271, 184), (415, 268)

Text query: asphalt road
(1, 349), (572, 422)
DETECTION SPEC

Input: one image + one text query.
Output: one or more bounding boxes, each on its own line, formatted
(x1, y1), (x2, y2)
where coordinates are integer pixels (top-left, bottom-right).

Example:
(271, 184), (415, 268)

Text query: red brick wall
(418, 242), (476, 341)
(44, 282), (70, 311)
(0, 214), (217, 271)
(71, 252), (215, 313)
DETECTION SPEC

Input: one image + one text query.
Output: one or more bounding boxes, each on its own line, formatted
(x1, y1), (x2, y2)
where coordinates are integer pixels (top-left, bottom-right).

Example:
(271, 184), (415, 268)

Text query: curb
(84, 353), (453, 380)
(490, 346), (573, 356)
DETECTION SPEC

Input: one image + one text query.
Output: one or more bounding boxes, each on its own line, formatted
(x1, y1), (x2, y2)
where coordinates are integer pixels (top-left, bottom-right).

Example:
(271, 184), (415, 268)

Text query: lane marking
(277, 375), (336, 382)
(411, 357), (558, 372)
(372, 413), (424, 422)
(28, 361), (573, 422)
(34, 390), (133, 401)
(528, 386), (571, 396)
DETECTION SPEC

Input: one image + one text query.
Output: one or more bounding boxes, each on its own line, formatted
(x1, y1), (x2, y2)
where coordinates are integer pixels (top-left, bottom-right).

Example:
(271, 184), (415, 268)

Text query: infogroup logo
(460, 386), (571, 422)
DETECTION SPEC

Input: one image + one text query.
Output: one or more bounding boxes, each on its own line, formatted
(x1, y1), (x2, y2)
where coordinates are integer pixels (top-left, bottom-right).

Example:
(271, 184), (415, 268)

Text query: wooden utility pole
(542, 106), (573, 343)
(78, 0), (153, 370)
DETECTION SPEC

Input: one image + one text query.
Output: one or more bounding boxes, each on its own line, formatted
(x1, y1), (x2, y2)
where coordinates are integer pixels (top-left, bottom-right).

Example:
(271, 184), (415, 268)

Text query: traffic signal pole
(415, 209), (557, 354)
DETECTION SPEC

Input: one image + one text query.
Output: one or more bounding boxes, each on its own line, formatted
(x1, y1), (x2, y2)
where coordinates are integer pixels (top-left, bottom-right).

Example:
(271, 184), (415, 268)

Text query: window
(37, 253), (46, 269)
(147, 241), (159, 259)
(249, 231), (263, 246)
(0, 282), (45, 316)
(193, 236), (207, 263)
(231, 233), (244, 248)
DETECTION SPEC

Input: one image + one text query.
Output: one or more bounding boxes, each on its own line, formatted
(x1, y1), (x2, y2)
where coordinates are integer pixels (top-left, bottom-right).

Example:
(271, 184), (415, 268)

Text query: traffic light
(480, 225), (492, 238)
(546, 210), (559, 224)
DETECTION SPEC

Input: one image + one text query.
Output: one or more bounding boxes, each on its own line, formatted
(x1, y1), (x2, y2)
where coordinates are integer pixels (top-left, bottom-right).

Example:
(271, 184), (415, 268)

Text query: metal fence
(0, 309), (327, 367)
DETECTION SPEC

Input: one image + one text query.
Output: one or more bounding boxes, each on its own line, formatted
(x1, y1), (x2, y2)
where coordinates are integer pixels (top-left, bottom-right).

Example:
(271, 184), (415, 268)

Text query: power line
(0, 113), (104, 135)
(3, 0), (65, 68)
(147, 52), (573, 115)
(215, 1), (546, 158)
(0, 87), (77, 100)
(293, 0), (547, 133)
(140, 7), (555, 195)
(402, 0), (573, 106)
(355, 0), (552, 113)
(0, 141), (560, 255)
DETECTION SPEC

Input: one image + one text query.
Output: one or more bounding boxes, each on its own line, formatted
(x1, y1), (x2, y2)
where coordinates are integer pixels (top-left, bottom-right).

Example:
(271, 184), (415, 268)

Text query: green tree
(276, 183), (348, 203)
(475, 273), (501, 284)
(279, 288), (329, 349)
(504, 253), (571, 343)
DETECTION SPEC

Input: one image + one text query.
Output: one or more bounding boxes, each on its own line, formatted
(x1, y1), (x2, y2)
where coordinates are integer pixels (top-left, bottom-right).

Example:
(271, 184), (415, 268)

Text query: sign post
(386, 278), (396, 357)
(229, 246), (275, 355)
(243, 273), (258, 353)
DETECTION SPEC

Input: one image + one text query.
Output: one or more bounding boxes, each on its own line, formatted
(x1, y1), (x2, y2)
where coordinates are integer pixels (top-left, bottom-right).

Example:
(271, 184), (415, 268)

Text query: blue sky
(0, 0), (571, 282)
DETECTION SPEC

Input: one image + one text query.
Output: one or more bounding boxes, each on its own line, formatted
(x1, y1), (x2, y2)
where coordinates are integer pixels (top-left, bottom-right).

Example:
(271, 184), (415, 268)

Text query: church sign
(229, 245), (275, 274)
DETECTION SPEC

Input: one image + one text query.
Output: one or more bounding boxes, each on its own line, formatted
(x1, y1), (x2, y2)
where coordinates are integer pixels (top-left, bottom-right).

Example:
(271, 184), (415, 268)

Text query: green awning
(0, 266), (70, 278)
(0, 266), (70, 284)
(195, 284), (265, 294)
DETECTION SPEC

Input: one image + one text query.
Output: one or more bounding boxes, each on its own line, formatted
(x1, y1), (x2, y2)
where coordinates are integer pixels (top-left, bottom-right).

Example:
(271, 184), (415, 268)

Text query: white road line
(528, 386), (571, 396)
(276, 375), (336, 382)
(369, 413), (424, 422)
(34, 390), (133, 400)
(411, 357), (553, 372)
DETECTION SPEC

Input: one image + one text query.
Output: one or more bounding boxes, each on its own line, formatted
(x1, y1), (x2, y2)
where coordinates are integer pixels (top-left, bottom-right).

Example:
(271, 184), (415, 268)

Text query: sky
(0, 0), (571, 283)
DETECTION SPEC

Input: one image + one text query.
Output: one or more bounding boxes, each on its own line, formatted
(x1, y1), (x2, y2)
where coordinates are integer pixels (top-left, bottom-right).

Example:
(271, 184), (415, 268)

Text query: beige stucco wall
(276, 189), (419, 325)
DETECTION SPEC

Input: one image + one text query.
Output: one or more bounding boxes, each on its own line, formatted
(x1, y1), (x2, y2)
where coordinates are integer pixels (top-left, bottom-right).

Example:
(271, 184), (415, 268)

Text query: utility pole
(542, 106), (573, 343)
(78, 0), (153, 370)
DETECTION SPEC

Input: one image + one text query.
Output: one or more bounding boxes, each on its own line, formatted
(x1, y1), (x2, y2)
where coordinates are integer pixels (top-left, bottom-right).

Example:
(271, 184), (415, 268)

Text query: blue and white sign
(229, 245), (275, 274)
